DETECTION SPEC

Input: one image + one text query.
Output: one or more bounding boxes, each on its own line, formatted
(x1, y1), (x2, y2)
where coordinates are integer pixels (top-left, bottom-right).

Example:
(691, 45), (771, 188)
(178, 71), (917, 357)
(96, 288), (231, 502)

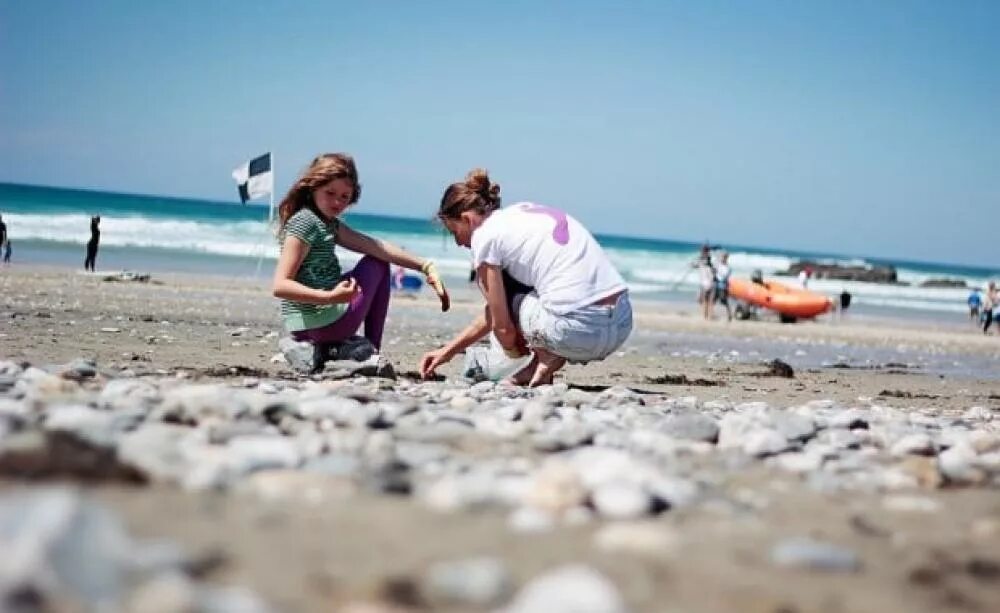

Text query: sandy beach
(1, 265), (999, 612)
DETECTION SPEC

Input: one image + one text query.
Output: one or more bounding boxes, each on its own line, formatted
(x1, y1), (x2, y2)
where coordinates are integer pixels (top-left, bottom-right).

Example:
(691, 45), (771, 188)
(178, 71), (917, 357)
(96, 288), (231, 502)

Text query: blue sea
(1, 182), (996, 320)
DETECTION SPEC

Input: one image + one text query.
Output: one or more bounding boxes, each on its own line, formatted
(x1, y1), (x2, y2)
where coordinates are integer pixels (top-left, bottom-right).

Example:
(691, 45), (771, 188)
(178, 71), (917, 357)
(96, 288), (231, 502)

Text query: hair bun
(465, 168), (501, 207)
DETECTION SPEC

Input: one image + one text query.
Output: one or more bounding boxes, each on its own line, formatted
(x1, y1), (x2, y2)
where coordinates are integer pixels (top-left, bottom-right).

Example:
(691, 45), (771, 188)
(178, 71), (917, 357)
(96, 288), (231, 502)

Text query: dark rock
(919, 278), (967, 289)
(766, 359), (795, 378)
(0, 430), (147, 485)
(782, 260), (898, 284)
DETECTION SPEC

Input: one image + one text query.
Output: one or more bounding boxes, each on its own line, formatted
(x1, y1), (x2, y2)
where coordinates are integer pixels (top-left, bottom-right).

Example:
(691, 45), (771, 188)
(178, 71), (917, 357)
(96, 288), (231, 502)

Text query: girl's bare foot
(528, 348), (566, 387)
(503, 354), (539, 386)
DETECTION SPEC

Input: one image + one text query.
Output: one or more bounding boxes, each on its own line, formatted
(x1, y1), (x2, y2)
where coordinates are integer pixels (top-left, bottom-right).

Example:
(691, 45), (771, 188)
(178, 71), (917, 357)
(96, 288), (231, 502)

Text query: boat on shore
(728, 278), (833, 322)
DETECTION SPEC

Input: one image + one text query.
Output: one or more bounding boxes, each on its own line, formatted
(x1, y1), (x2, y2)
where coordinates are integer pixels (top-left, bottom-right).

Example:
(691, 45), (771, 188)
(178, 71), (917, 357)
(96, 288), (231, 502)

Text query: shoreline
(3, 237), (986, 325)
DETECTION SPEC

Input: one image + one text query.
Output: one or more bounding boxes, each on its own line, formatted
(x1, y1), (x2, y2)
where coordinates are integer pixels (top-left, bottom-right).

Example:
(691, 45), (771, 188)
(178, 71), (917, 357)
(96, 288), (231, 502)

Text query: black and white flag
(232, 153), (273, 204)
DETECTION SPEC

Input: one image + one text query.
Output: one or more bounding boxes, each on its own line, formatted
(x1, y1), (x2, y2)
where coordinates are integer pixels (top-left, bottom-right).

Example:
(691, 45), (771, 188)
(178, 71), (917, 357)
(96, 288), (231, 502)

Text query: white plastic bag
(462, 333), (533, 382)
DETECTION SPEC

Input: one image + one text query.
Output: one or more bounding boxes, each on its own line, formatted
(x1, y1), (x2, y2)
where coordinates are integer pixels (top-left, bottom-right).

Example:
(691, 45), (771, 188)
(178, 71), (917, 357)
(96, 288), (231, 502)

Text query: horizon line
(1, 180), (996, 276)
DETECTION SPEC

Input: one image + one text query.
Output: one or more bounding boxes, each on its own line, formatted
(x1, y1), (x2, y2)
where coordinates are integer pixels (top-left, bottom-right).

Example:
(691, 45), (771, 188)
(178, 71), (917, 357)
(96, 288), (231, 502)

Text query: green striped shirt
(278, 208), (347, 331)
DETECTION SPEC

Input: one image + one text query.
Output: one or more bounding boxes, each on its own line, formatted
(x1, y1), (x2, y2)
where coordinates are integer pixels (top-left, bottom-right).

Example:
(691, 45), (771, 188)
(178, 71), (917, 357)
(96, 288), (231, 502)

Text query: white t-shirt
(698, 262), (715, 289)
(470, 202), (626, 314)
(797, 270), (809, 288)
(716, 263), (731, 284)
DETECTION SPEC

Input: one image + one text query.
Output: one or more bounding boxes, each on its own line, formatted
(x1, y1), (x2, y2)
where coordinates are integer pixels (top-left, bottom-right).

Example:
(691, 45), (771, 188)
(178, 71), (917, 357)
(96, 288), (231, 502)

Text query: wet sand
(1, 265), (999, 612)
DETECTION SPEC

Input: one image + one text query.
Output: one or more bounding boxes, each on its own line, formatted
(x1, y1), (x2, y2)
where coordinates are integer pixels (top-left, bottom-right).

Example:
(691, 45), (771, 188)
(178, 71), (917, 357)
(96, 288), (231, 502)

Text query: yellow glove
(503, 346), (527, 359)
(421, 261), (451, 312)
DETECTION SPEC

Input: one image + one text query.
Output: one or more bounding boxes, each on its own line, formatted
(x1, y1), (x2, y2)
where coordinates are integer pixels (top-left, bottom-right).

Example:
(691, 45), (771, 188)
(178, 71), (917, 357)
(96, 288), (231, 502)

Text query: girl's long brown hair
(277, 153), (361, 228)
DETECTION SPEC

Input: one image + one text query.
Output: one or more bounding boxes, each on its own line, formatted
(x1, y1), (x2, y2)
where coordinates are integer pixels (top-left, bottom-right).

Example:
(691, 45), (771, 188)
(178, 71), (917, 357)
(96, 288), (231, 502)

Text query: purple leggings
(291, 255), (391, 349)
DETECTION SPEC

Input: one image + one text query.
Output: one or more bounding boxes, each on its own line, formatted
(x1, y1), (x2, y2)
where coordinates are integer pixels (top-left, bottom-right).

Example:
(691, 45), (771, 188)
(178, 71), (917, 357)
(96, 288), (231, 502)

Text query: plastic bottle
(462, 333), (533, 382)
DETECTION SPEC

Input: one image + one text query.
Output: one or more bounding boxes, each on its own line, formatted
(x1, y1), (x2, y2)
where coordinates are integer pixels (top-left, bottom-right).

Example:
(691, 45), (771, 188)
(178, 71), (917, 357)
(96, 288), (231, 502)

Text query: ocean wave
(5, 211), (989, 315)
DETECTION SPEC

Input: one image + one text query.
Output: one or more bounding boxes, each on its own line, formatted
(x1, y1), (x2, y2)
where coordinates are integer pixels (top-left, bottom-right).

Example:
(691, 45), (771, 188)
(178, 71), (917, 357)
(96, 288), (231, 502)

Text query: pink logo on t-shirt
(520, 203), (569, 245)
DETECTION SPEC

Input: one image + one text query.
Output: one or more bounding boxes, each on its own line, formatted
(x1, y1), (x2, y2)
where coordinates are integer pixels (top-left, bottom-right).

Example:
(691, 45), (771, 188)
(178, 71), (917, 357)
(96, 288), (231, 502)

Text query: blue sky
(2, 0), (997, 266)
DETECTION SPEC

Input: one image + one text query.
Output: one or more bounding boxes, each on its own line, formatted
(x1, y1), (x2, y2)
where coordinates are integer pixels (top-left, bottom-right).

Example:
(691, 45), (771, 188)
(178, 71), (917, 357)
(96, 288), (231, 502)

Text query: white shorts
(514, 292), (633, 364)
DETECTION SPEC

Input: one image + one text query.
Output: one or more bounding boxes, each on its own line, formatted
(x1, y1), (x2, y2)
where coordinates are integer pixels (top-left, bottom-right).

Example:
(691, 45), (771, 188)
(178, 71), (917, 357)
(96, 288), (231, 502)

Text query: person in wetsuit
(84, 215), (101, 272)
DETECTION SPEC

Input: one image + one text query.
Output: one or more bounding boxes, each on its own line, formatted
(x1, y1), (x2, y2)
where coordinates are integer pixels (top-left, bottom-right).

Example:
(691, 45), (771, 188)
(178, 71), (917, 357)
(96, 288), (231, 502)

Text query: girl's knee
(363, 254), (389, 268)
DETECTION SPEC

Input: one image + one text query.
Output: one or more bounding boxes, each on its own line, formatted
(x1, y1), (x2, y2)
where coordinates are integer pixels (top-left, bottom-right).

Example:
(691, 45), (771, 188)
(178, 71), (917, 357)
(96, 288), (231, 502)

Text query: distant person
(968, 288), (982, 321)
(839, 290), (852, 311)
(751, 269), (765, 286)
(390, 265), (422, 296)
(694, 244), (716, 320)
(839, 290), (852, 319)
(2, 239), (10, 265)
(84, 215), (101, 272)
(0, 214), (6, 250)
(272, 153), (449, 374)
(391, 265), (406, 291)
(797, 266), (812, 289)
(419, 168), (631, 386)
(714, 251), (732, 321)
(983, 282), (998, 335)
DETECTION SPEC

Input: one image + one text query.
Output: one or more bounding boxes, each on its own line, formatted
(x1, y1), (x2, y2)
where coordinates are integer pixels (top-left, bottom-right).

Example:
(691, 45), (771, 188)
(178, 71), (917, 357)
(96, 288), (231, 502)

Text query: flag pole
(268, 151), (275, 224)
(253, 151), (274, 278)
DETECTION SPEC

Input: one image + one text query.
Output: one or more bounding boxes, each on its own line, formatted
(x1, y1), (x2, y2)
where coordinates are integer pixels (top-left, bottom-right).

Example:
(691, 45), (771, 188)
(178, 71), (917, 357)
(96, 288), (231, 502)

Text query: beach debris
(643, 373), (723, 386)
(101, 270), (151, 283)
(879, 389), (941, 399)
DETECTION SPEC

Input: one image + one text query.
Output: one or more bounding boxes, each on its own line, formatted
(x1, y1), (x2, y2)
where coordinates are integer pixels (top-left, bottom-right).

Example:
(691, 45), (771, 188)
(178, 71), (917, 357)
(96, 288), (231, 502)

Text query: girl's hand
(328, 277), (360, 303)
(421, 261), (451, 312)
(419, 347), (452, 379)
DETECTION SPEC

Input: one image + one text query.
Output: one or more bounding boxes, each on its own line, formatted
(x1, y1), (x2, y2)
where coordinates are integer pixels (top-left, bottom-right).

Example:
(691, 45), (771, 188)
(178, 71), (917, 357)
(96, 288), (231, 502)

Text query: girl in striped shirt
(273, 153), (449, 373)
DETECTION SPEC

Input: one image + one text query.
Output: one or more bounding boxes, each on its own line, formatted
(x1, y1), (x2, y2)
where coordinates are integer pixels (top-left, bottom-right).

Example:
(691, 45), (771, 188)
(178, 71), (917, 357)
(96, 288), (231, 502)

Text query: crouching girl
(273, 153), (449, 373)
(419, 168), (632, 386)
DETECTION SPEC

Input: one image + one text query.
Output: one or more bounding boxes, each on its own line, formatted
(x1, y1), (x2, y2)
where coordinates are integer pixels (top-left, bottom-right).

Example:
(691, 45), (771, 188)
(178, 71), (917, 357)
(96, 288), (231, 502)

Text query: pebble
(500, 565), (627, 613)
(882, 495), (942, 513)
(593, 522), (680, 556)
(890, 433), (936, 457)
(590, 481), (653, 520)
(771, 537), (861, 572)
(938, 443), (988, 485)
(656, 413), (719, 442)
(423, 556), (512, 607)
(743, 429), (792, 457)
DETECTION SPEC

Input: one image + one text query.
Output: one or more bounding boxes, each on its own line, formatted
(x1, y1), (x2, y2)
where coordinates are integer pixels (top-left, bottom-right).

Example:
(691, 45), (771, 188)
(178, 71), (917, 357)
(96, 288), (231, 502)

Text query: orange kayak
(728, 278), (833, 319)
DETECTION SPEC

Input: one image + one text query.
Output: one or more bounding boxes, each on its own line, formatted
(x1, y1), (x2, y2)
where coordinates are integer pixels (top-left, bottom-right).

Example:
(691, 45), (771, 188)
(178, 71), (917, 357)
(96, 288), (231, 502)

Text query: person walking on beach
(983, 282), (998, 335)
(714, 251), (732, 322)
(84, 216), (101, 272)
(968, 288), (982, 321)
(272, 153), (449, 374)
(0, 214), (9, 267)
(419, 168), (632, 386)
(839, 289), (852, 319)
(695, 244), (716, 320)
(797, 266), (812, 289)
